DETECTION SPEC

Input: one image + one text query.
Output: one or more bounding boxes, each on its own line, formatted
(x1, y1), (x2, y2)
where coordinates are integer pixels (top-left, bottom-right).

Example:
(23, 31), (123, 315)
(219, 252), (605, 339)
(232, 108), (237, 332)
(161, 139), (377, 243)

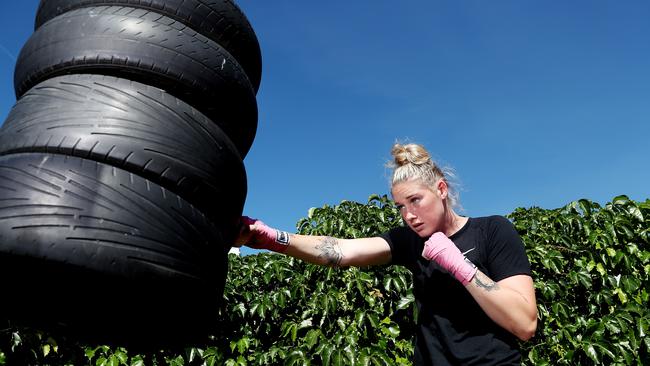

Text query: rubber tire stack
(0, 0), (261, 349)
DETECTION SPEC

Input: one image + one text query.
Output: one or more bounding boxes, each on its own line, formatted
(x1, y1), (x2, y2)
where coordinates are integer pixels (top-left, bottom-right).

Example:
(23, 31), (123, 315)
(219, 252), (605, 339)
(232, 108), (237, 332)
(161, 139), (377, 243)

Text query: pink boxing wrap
(422, 232), (477, 286)
(241, 216), (290, 253)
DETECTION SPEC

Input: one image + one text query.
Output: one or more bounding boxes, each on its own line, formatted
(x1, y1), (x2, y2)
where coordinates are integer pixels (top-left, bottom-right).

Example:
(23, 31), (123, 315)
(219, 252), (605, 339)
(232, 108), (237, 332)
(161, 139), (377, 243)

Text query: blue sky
(1, 1), (649, 256)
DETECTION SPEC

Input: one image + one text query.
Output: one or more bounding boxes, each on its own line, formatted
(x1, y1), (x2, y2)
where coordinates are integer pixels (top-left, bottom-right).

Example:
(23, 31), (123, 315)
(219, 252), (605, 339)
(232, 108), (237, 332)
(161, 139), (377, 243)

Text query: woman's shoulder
(467, 215), (519, 239)
(468, 215), (524, 250)
(469, 214), (512, 227)
(381, 224), (419, 240)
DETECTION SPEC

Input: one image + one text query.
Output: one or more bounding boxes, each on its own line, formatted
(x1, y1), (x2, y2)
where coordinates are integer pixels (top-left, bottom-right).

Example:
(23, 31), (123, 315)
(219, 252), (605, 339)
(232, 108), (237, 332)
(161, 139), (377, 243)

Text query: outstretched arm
(235, 216), (392, 267)
(285, 234), (392, 267)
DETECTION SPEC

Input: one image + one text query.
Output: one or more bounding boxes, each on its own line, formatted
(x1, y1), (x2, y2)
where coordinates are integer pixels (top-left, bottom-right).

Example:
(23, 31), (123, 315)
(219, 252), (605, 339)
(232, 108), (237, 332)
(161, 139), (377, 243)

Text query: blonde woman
(237, 143), (537, 365)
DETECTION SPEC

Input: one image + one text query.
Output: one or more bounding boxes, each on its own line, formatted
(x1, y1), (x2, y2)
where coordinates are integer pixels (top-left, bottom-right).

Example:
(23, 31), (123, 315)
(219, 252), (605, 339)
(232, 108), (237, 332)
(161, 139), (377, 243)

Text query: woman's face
(392, 179), (447, 238)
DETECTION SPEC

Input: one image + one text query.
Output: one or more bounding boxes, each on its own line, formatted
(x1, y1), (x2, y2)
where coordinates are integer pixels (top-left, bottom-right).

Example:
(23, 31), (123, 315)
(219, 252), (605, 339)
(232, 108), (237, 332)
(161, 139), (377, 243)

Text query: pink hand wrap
(241, 216), (290, 253)
(422, 232), (477, 286)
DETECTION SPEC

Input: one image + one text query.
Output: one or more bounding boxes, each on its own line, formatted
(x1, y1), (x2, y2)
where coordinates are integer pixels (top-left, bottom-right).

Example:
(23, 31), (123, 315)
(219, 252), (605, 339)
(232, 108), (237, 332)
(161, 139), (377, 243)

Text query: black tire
(35, 0), (262, 92)
(0, 152), (228, 348)
(0, 74), (246, 230)
(14, 6), (257, 156)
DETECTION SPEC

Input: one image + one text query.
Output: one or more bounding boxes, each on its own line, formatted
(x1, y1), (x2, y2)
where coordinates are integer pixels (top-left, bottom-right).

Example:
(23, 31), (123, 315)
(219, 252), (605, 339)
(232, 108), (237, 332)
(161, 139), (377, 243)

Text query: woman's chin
(412, 225), (433, 238)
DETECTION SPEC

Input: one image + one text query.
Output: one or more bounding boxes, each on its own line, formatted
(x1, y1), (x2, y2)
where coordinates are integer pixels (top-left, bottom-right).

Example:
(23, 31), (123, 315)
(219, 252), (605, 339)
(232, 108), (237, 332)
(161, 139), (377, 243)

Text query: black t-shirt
(380, 215), (532, 366)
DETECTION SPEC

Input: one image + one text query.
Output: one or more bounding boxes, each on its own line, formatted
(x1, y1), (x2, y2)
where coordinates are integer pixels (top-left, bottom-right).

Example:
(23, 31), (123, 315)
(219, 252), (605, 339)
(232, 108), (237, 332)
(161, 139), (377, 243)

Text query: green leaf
(337, 318), (346, 331)
(577, 199), (593, 215)
(167, 356), (185, 366)
(613, 195), (630, 204)
(383, 325), (400, 337)
(236, 337), (250, 354)
(232, 303), (246, 318)
(367, 314), (380, 328)
(186, 348), (202, 363)
(300, 318), (313, 329)
(357, 351), (371, 366)
(305, 329), (321, 349)
(355, 310), (365, 326)
(316, 343), (332, 366)
(10, 332), (21, 352)
(613, 287), (628, 304)
(594, 343), (616, 362)
(639, 317), (648, 338)
(331, 349), (343, 366)
(604, 318), (621, 334)
(396, 294), (414, 310)
(85, 347), (97, 360)
(583, 344), (599, 363)
(286, 350), (308, 366)
(627, 204), (644, 221)
(114, 349), (128, 364)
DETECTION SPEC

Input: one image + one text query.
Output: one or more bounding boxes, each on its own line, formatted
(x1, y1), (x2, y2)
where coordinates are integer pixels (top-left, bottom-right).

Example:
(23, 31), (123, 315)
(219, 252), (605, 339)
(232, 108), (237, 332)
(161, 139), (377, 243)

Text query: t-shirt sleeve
(380, 225), (416, 267)
(485, 216), (532, 282)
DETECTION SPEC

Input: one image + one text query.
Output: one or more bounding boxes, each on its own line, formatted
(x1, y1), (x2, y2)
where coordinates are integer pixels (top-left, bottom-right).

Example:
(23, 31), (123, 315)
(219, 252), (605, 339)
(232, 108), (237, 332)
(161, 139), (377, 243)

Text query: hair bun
(391, 143), (431, 167)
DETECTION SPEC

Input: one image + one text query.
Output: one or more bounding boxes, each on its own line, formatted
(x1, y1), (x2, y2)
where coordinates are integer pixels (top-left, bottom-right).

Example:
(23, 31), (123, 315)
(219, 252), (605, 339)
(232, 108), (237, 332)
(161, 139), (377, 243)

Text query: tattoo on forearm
(474, 272), (500, 292)
(315, 237), (343, 267)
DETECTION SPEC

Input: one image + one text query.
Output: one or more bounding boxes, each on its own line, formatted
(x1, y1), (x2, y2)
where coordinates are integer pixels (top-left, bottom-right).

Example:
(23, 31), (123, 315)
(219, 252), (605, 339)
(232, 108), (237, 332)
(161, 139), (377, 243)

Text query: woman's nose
(404, 210), (417, 221)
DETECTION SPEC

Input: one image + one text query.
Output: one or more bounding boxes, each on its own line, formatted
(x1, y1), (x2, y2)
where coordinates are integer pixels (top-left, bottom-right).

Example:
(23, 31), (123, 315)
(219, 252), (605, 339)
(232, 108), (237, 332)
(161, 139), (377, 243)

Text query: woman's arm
(422, 232), (537, 341)
(284, 234), (392, 267)
(236, 217), (393, 267)
(466, 272), (537, 341)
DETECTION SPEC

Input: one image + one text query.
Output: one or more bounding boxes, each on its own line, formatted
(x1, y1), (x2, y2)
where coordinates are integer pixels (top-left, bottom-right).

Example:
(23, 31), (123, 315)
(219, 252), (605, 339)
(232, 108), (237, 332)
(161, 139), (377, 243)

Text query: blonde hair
(389, 143), (461, 209)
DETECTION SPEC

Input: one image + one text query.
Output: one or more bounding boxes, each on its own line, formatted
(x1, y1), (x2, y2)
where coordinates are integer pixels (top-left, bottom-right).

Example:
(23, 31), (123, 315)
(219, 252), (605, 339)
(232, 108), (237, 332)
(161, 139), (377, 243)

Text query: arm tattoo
(315, 237), (343, 267)
(473, 271), (500, 292)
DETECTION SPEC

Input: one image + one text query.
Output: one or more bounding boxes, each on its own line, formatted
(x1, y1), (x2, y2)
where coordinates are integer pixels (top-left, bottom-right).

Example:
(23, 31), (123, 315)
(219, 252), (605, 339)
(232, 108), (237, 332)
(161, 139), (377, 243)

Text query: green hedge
(1, 195), (648, 365)
(510, 196), (649, 365)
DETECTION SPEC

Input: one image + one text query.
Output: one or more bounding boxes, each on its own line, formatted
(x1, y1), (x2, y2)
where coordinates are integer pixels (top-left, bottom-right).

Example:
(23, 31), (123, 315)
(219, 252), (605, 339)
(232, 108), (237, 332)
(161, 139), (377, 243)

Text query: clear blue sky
(1, 1), (649, 256)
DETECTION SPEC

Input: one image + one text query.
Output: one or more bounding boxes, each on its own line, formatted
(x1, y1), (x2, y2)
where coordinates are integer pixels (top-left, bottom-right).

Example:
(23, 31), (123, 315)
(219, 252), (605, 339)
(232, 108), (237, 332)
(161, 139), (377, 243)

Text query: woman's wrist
(240, 216), (291, 253)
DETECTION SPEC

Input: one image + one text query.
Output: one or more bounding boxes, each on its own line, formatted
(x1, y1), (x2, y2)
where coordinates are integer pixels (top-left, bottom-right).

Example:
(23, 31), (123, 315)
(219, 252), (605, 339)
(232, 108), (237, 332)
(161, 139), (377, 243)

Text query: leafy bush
(0, 195), (648, 365)
(510, 195), (649, 365)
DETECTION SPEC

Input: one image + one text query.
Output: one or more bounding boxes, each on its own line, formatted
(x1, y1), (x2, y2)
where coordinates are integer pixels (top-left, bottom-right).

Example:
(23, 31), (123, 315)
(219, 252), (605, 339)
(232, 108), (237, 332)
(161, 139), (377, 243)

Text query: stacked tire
(0, 0), (261, 349)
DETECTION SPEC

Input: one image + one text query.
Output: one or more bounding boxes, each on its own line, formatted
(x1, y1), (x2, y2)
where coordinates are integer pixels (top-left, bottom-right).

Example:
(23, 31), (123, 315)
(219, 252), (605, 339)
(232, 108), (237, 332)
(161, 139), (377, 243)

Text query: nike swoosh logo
(462, 247), (476, 255)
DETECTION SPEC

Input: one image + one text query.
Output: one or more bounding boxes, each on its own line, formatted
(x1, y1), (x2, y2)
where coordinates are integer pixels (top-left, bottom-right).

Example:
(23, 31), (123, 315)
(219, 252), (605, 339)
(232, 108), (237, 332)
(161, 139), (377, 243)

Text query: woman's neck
(444, 210), (468, 237)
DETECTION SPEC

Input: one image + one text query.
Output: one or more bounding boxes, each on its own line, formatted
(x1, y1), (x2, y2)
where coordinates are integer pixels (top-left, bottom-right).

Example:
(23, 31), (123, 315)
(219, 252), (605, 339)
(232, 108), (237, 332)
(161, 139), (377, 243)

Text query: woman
(237, 143), (537, 365)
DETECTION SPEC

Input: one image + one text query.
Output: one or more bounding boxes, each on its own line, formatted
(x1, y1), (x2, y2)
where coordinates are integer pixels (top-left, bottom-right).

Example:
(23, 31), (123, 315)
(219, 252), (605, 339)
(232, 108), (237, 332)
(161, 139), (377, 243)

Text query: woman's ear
(437, 179), (448, 199)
